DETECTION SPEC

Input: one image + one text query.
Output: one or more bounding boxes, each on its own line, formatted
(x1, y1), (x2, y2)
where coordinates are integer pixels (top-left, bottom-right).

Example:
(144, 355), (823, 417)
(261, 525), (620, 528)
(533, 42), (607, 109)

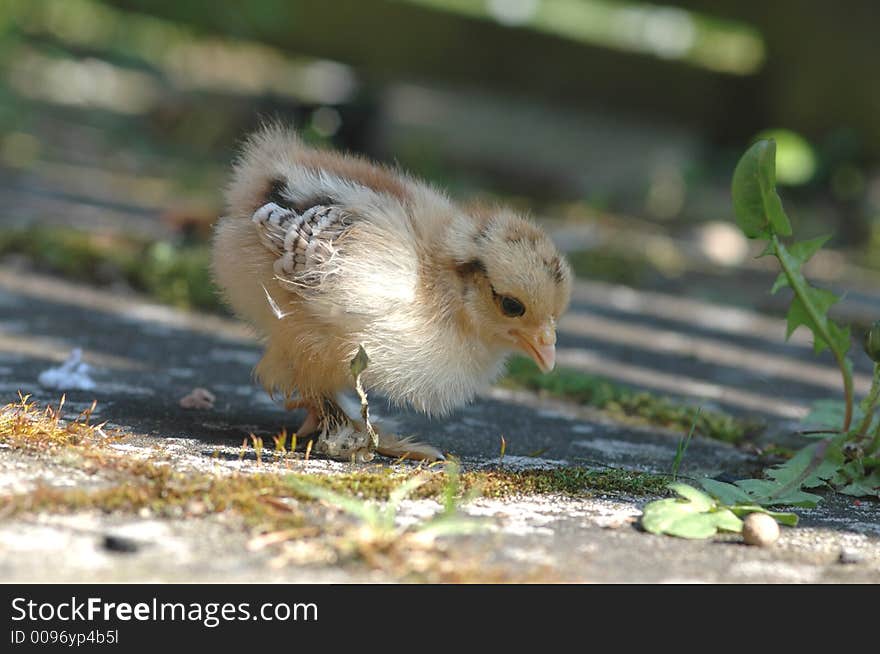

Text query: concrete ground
(1, 266), (878, 583)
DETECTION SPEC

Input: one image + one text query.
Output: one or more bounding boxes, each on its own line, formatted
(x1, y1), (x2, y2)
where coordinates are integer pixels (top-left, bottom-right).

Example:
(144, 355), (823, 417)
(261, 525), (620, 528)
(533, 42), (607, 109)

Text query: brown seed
(742, 512), (779, 546)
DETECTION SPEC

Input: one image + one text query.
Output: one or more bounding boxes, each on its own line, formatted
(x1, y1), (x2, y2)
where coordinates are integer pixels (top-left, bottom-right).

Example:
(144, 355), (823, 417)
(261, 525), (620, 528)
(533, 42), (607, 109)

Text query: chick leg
(294, 406), (320, 439)
(308, 398), (375, 462)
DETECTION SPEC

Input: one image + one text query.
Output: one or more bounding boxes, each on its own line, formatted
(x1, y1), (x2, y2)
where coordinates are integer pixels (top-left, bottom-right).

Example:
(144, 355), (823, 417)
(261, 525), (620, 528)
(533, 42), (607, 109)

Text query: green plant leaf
(771, 272), (789, 294)
(771, 235), (832, 294)
(785, 289), (839, 347)
(789, 235), (832, 266)
(642, 484), (743, 539)
(711, 508), (745, 533)
(642, 498), (742, 539)
(733, 479), (822, 507)
(641, 498), (702, 534)
(765, 441), (844, 489)
(662, 511), (741, 539)
(731, 139), (792, 239)
(668, 482), (714, 511)
(839, 481), (880, 498)
(804, 399), (856, 431)
(838, 469), (880, 498)
(775, 241), (850, 358)
(699, 478), (752, 505)
(827, 322), (853, 358)
(350, 344), (369, 379)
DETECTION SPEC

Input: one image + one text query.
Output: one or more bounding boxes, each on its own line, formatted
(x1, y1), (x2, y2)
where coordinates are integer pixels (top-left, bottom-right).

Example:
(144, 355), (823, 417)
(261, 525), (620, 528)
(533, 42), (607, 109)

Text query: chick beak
(511, 322), (557, 373)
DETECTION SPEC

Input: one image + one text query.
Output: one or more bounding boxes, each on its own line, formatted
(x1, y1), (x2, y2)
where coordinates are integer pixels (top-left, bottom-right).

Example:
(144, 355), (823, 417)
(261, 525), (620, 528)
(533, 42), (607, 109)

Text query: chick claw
(294, 401), (444, 462)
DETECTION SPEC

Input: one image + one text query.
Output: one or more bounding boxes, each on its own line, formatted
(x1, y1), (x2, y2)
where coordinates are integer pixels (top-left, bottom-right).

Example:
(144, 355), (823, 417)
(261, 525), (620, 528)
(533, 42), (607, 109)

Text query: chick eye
(499, 295), (525, 317)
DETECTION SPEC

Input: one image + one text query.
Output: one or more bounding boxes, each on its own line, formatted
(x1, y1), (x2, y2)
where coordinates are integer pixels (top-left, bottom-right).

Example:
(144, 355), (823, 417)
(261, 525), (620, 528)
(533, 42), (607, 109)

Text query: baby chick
(212, 124), (571, 460)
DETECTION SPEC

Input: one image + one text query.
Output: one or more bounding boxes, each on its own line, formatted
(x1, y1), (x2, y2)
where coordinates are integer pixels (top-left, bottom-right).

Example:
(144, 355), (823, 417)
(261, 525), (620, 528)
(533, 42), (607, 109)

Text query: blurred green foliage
(0, 226), (220, 311)
(500, 355), (762, 443)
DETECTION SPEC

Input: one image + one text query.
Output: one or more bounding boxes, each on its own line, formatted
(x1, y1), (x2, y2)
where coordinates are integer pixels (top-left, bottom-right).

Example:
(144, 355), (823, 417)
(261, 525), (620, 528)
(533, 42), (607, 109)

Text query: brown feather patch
(455, 258), (488, 279)
(297, 149), (410, 202)
(550, 256), (567, 284)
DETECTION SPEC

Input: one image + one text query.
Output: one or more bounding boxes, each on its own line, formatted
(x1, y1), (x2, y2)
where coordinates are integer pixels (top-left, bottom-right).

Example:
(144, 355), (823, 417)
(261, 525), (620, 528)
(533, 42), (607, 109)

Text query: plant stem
(869, 411), (880, 455)
(771, 234), (854, 431)
(856, 364), (880, 442)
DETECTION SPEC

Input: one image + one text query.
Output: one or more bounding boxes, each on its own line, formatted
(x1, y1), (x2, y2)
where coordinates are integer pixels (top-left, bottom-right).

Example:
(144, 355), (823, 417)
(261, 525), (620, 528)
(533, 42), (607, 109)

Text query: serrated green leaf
(785, 289), (840, 352)
(788, 235), (832, 266)
(771, 272), (789, 294)
(838, 469), (880, 498)
(771, 236), (830, 295)
(732, 140), (792, 238)
(776, 241), (847, 356)
(668, 482), (715, 511)
(803, 399), (857, 431)
(699, 478), (752, 505)
(758, 240), (777, 257)
(733, 479), (822, 507)
(839, 482), (880, 498)
(766, 441), (844, 489)
(827, 322), (852, 357)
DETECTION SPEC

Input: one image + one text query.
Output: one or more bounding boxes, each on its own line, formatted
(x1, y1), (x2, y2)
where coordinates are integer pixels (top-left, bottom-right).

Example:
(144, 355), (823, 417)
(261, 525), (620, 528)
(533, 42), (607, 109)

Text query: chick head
(456, 208), (571, 372)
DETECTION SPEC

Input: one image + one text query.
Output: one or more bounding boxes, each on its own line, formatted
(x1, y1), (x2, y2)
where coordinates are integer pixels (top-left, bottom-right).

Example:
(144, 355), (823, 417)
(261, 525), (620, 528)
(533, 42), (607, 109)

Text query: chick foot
(291, 399), (371, 462)
(295, 399), (444, 462)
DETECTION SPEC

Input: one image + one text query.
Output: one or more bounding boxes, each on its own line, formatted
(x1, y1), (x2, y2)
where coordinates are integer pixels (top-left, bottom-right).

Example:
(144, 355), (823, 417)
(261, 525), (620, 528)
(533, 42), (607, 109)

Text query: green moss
(466, 467), (670, 497)
(500, 356), (761, 443)
(5, 465), (668, 523)
(281, 465), (668, 501)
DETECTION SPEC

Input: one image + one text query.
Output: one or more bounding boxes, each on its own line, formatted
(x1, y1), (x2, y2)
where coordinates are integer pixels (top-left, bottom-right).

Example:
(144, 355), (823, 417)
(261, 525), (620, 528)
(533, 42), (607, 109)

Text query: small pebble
(838, 548), (864, 565)
(742, 512), (780, 546)
(179, 387), (216, 410)
(102, 535), (140, 554)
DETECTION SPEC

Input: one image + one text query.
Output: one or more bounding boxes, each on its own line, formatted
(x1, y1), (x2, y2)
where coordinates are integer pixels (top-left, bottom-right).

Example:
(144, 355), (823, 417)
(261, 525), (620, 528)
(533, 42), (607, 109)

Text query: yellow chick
(212, 124), (571, 460)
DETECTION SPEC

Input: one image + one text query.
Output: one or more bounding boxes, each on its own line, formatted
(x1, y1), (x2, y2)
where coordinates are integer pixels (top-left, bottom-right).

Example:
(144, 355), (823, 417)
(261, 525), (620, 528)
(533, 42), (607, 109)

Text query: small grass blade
(672, 407), (701, 481)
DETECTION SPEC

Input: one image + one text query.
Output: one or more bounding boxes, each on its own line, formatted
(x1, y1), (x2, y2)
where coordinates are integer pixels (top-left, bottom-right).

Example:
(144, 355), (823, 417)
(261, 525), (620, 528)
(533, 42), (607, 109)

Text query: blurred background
(0, 0), (878, 322)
